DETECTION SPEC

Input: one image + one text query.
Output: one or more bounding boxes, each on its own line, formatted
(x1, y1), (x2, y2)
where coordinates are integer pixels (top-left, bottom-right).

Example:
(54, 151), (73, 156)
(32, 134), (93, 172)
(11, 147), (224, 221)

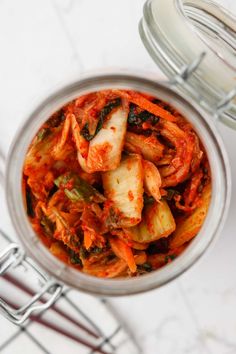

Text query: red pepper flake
(90, 108), (97, 117)
(64, 178), (74, 190)
(128, 190), (134, 201)
(142, 122), (152, 130)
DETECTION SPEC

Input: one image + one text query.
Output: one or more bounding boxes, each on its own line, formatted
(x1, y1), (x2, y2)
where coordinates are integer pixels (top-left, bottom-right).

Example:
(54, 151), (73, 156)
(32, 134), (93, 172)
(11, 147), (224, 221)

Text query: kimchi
(22, 90), (211, 278)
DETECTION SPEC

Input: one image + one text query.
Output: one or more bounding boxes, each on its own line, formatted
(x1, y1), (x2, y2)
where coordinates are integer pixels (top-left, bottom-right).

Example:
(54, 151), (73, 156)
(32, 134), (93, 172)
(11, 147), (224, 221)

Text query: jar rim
(5, 72), (231, 296)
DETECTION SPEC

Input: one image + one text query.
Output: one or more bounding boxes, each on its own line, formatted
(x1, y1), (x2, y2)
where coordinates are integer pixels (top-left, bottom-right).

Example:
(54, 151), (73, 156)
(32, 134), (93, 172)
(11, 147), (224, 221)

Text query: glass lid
(139, 0), (236, 128)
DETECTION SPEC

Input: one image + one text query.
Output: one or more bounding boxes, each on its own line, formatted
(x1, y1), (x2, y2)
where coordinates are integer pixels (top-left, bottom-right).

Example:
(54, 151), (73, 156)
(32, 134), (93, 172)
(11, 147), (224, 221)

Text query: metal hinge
(169, 50), (236, 122)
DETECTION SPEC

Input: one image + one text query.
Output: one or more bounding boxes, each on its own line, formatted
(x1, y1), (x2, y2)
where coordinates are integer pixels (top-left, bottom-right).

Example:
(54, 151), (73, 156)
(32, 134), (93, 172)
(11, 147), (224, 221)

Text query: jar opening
(5, 73), (230, 295)
(139, 0), (236, 128)
(182, 0), (236, 71)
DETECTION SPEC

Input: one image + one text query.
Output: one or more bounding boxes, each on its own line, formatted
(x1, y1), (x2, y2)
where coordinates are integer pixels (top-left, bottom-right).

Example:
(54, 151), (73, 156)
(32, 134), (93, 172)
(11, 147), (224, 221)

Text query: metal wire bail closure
(0, 243), (63, 325)
(0, 243), (25, 274)
(170, 51), (206, 85)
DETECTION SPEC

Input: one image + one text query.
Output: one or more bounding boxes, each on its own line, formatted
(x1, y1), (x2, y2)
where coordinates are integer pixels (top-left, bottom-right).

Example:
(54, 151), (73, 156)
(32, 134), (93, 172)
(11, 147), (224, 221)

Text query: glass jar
(4, 72), (230, 296)
(139, 0), (236, 128)
(1, 0), (235, 307)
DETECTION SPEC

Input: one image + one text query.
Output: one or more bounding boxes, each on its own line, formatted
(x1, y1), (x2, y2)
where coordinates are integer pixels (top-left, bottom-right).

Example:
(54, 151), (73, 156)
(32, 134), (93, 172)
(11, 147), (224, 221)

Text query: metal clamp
(0, 243), (63, 325)
(170, 51), (206, 86)
(217, 87), (236, 112)
(0, 243), (25, 274)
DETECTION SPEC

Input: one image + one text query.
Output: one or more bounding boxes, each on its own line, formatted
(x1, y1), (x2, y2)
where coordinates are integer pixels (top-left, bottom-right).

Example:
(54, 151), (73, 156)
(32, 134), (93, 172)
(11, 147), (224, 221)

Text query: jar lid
(139, 0), (236, 128)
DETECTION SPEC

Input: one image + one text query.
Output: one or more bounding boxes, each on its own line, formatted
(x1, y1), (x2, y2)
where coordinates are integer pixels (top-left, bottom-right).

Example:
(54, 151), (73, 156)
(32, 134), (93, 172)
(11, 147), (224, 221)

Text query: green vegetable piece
(137, 262), (152, 273)
(97, 97), (121, 133)
(69, 250), (82, 265)
(47, 110), (65, 128)
(80, 123), (94, 141)
(91, 246), (103, 254)
(54, 172), (105, 203)
(128, 103), (159, 126)
(69, 177), (97, 202)
(128, 104), (142, 126)
(142, 263), (152, 272)
(164, 254), (176, 263)
(143, 195), (155, 205)
(26, 186), (35, 218)
(80, 246), (89, 260)
(165, 189), (180, 201)
(37, 128), (51, 141)
(138, 110), (159, 124)
(40, 215), (55, 237)
(69, 234), (80, 249)
(64, 188), (87, 202)
(54, 173), (72, 188)
(80, 98), (121, 141)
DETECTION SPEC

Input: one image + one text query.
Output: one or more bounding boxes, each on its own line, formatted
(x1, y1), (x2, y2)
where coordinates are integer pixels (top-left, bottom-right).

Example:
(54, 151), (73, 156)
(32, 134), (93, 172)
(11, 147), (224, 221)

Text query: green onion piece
(54, 172), (105, 203)
(47, 110), (65, 128)
(40, 215), (55, 237)
(37, 128), (51, 141)
(165, 189), (180, 201)
(80, 246), (89, 260)
(64, 188), (87, 202)
(143, 195), (155, 205)
(90, 246), (103, 254)
(54, 173), (72, 188)
(26, 186), (35, 218)
(165, 254), (176, 263)
(69, 250), (82, 265)
(137, 263), (153, 273)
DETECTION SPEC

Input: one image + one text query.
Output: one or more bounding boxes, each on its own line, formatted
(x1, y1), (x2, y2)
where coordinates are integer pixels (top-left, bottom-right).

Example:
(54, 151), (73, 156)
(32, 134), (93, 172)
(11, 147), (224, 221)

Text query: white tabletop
(0, 1), (235, 353)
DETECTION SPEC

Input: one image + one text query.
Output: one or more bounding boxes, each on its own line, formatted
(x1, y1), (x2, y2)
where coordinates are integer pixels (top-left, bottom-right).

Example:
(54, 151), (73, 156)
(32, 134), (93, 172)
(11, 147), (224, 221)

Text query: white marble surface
(0, 1), (236, 353)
